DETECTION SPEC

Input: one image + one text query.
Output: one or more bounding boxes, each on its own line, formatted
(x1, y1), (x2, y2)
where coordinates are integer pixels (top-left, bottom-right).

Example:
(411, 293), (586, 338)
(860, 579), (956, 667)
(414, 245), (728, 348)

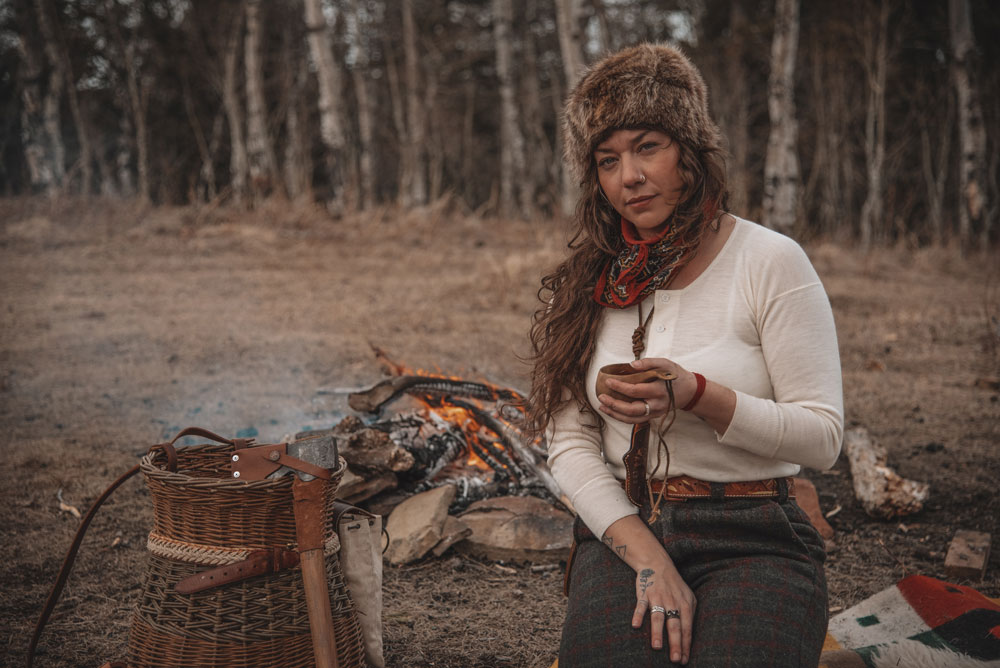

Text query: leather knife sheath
(622, 423), (649, 507)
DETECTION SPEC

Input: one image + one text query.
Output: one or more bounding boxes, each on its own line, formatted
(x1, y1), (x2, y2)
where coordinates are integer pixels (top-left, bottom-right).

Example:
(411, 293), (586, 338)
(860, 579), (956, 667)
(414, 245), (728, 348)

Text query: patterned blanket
(821, 575), (1000, 668)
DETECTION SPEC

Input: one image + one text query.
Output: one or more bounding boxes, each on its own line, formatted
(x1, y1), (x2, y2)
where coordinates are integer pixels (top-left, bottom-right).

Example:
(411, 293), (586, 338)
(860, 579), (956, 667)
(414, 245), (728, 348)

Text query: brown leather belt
(630, 475), (795, 502)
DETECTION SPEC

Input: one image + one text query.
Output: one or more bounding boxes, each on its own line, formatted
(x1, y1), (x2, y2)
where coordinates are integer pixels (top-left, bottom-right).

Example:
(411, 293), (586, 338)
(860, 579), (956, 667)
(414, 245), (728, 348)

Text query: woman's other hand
(605, 514), (696, 663)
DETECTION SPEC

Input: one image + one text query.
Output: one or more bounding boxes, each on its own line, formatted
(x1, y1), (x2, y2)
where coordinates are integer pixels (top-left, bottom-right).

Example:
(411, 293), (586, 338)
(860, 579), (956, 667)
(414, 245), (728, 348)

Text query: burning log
(450, 398), (567, 508)
(348, 374), (522, 414)
(844, 426), (930, 519)
(334, 365), (566, 517)
(295, 416), (414, 474)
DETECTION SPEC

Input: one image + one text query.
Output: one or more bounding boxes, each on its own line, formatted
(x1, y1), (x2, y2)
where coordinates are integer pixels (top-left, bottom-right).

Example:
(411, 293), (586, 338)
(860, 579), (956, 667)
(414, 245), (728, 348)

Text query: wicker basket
(128, 441), (366, 668)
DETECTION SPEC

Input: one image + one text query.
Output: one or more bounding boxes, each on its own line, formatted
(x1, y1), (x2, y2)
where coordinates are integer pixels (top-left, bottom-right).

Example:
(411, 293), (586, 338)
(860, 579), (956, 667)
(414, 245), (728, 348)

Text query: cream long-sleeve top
(547, 217), (844, 539)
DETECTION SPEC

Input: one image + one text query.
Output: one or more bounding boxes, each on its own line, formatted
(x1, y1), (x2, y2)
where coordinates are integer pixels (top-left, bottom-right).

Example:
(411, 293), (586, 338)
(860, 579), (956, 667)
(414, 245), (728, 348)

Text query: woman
(528, 44), (843, 667)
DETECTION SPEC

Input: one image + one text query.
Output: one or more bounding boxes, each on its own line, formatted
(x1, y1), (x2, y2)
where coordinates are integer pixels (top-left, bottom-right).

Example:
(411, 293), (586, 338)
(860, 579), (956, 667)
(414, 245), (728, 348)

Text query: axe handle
(292, 477), (340, 668)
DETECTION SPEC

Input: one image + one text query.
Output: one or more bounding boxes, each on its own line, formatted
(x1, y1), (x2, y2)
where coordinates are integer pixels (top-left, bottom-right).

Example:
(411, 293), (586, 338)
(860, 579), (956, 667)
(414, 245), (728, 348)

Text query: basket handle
(151, 427), (255, 473)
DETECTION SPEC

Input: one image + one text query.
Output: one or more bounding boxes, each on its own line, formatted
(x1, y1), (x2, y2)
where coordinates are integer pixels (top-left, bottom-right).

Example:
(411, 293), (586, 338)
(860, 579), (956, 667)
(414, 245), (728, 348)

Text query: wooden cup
(595, 363), (677, 402)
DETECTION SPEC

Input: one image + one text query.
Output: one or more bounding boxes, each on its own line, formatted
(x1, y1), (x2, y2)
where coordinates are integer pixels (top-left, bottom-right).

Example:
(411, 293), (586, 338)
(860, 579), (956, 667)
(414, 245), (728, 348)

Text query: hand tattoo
(638, 568), (655, 595)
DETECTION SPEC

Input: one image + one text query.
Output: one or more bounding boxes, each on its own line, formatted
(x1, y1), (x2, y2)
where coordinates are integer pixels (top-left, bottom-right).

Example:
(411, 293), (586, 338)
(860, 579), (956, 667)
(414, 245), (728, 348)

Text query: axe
(231, 434), (342, 668)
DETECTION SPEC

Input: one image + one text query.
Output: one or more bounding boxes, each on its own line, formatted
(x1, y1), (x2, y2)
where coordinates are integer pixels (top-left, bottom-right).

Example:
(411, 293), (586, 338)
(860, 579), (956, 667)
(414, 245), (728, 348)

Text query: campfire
(301, 359), (564, 518)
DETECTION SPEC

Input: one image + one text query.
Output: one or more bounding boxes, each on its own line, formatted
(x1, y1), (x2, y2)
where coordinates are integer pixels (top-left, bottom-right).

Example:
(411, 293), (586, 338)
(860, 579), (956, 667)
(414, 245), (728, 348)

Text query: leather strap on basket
(175, 547), (301, 594)
(231, 443), (332, 481)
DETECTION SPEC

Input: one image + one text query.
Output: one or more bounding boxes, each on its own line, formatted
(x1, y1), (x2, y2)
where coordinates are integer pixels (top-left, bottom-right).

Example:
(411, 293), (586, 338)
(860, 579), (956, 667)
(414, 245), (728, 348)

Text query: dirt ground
(1, 197), (998, 668)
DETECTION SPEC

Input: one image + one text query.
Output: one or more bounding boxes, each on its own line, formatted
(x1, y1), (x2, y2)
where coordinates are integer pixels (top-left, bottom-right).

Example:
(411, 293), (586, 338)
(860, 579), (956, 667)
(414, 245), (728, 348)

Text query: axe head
(231, 434), (339, 482)
(269, 433), (339, 482)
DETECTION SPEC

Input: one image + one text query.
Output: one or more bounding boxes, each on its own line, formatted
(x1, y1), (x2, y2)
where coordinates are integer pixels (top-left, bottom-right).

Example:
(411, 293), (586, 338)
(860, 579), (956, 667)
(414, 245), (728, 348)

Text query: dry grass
(1, 197), (997, 667)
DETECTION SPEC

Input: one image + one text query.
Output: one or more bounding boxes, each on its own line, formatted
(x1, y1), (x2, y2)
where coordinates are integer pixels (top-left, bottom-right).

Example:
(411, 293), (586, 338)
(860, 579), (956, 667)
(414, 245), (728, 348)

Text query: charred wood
(348, 375), (522, 414)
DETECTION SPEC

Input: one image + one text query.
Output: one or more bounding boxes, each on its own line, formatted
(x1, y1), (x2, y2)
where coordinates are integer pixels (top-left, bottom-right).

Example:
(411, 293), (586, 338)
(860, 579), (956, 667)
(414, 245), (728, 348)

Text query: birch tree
(762, 0), (800, 235)
(222, 5), (248, 204)
(400, 0), (427, 207)
(245, 0), (277, 201)
(32, 0), (65, 192)
(493, 0), (528, 218)
(554, 0), (587, 215)
(103, 0), (150, 202)
(14, 0), (54, 194)
(858, 0), (889, 251)
(281, 22), (311, 204)
(303, 0), (346, 212)
(347, 0), (375, 209)
(949, 0), (988, 249)
(35, 0), (93, 195)
(722, 1), (750, 213)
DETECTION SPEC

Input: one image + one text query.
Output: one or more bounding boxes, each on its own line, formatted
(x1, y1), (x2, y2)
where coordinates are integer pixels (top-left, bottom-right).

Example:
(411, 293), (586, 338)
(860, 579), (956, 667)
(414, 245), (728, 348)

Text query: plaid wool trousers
(559, 496), (828, 668)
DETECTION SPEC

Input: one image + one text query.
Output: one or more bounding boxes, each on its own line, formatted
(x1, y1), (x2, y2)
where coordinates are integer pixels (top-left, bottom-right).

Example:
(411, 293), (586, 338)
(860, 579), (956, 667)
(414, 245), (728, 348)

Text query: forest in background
(1, 0), (997, 249)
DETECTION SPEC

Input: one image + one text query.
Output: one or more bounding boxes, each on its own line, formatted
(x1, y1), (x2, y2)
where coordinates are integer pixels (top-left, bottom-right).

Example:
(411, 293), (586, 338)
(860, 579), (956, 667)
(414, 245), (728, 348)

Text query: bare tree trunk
(282, 24), (311, 204)
(723, 1), (750, 214)
(14, 0), (54, 194)
(423, 48), (443, 203)
(859, 0), (888, 251)
(303, 0), (346, 213)
(554, 0), (587, 216)
(523, 0), (554, 213)
(461, 77), (476, 202)
(116, 110), (134, 197)
(244, 0), (277, 202)
(347, 0), (375, 210)
(762, 0), (800, 235)
(181, 71), (216, 202)
(590, 0), (611, 53)
(33, 0), (65, 192)
(493, 0), (528, 218)
(222, 6), (248, 204)
(126, 39), (149, 203)
(104, 0), (149, 202)
(555, 0), (586, 87)
(950, 0), (988, 249)
(920, 124), (950, 245)
(384, 39), (408, 202)
(35, 0), (92, 195)
(401, 0), (427, 206)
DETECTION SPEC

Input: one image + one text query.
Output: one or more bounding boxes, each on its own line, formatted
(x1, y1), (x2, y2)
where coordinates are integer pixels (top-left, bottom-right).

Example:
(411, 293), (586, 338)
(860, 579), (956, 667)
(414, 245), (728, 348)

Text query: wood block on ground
(792, 477), (835, 543)
(384, 485), (456, 565)
(456, 495), (573, 563)
(944, 530), (991, 580)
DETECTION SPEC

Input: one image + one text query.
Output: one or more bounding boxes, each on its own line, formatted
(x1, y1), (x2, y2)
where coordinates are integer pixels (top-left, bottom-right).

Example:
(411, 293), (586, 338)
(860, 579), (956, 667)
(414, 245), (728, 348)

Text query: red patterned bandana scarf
(594, 217), (687, 308)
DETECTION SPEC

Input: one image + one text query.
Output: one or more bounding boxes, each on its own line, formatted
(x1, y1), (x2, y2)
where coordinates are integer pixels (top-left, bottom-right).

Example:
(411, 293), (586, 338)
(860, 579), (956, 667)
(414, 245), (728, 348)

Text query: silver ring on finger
(642, 400), (651, 417)
(665, 609), (680, 620)
(650, 605), (666, 615)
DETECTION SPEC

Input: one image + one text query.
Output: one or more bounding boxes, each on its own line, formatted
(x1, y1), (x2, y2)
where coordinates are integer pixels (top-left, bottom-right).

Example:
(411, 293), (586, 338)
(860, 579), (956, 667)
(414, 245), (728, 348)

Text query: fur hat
(562, 43), (722, 183)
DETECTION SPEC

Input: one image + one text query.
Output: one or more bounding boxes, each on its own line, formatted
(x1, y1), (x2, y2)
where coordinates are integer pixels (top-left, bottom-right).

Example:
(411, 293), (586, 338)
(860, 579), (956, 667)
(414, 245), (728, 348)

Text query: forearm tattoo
(638, 568), (655, 596)
(602, 534), (628, 560)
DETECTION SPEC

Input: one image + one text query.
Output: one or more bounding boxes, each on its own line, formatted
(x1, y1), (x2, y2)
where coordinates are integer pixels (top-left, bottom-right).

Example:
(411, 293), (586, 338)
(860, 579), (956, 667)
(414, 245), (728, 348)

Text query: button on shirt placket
(648, 291), (678, 357)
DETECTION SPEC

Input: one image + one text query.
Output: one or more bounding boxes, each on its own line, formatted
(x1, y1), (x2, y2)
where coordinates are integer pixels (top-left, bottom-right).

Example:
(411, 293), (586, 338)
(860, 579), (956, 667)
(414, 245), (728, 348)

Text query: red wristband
(681, 373), (706, 411)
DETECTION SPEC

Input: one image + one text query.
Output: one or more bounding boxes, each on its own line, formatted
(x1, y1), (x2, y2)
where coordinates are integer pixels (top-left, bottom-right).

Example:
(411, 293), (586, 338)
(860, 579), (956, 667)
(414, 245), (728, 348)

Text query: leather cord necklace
(622, 298), (677, 523)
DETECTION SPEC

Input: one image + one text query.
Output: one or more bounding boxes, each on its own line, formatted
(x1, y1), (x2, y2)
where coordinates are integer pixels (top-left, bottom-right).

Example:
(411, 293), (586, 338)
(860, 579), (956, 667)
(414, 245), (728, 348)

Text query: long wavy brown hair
(526, 132), (729, 437)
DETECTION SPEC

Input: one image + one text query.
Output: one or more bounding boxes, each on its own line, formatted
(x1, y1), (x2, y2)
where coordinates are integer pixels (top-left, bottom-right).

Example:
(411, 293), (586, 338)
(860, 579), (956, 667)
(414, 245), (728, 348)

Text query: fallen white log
(843, 426), (929, 519)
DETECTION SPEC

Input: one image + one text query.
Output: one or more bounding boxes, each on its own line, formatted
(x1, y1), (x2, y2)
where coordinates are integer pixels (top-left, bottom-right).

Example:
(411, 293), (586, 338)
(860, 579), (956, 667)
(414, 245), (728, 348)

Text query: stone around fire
(384, 485), (456, 565)
(455, 496), (573, 563)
